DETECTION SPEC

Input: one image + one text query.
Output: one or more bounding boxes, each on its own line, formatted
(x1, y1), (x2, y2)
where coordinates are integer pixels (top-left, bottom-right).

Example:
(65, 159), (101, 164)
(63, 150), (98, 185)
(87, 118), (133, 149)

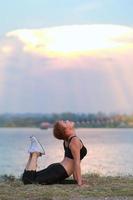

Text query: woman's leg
(22, 152), (40, 184)
(26, 152), (40, 171)
(35, 163), (69, 184)
(25, 154), (32, 170)
(22, 135), (45, 184)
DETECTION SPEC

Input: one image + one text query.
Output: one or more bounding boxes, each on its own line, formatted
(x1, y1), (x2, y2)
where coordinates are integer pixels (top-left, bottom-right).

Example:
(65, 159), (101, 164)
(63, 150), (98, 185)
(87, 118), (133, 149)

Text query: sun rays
(0, 24), (133, 113)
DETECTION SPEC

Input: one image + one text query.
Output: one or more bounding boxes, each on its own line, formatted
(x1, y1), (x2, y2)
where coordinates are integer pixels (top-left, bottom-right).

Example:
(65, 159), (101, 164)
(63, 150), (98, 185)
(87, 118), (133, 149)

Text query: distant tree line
(0, 112), (133, 128)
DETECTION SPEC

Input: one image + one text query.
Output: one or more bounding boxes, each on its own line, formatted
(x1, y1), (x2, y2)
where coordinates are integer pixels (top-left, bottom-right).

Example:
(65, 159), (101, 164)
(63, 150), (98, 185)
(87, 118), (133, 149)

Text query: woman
(22, 120), (87, 186)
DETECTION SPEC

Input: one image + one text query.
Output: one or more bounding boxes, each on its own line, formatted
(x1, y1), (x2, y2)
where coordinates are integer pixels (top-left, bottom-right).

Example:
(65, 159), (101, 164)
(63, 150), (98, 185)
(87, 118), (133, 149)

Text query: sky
(0, 0), (133, 114)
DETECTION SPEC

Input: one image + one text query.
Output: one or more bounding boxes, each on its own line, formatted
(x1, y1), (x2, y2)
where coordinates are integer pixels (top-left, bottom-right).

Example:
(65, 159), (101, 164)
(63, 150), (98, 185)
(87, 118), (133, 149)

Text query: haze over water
(0, 128), (133, 177)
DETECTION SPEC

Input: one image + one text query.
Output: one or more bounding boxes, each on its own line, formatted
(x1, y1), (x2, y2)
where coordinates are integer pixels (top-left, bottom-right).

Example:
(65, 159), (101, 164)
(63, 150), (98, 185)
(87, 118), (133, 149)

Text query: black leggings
(22, 163), (69, 185)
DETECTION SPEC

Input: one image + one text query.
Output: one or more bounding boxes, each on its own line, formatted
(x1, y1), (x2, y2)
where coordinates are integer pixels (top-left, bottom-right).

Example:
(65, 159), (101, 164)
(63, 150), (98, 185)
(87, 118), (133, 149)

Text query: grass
(0, 174), (133, 200)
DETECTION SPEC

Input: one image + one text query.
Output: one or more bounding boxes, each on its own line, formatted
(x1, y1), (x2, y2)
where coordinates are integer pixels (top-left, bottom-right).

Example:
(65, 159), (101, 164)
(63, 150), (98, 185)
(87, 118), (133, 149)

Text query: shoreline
(0, 127), (133, 129)
(1, 173), (133, 178)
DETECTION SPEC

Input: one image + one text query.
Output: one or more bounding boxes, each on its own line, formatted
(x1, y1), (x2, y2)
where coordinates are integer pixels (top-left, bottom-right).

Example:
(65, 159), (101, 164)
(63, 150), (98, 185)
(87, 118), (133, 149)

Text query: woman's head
(53, 120), (75, 140)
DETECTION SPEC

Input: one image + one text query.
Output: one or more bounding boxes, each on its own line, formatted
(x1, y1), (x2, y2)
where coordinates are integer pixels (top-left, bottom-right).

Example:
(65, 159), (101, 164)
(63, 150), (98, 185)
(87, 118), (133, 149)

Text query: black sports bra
(63, 136), (87, 160)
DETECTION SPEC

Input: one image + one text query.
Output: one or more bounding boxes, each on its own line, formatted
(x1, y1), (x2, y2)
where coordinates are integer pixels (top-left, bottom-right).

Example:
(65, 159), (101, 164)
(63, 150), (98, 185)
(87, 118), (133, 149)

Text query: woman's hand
(78, 180), (89, 187)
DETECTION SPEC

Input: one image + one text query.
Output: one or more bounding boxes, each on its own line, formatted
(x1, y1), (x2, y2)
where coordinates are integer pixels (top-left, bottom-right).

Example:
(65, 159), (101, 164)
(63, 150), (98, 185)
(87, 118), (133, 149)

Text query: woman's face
(59, 120), (74, 130)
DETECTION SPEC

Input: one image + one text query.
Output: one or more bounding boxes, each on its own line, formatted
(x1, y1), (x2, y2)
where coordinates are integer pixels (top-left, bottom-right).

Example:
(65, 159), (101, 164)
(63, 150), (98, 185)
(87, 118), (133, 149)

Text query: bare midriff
(60, 157), (75, 176)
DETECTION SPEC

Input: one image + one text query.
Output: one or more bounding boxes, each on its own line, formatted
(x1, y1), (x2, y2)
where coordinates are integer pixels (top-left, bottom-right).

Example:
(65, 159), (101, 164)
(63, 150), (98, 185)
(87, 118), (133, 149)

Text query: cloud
(5, 24), (133, 57)
(112, 33), (133, 45)
(0, 24), (133, 113)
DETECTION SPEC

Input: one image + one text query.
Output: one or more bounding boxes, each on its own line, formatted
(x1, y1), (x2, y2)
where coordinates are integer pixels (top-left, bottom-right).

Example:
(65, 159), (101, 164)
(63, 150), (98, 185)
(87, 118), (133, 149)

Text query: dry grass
(0, 174), (133, 200)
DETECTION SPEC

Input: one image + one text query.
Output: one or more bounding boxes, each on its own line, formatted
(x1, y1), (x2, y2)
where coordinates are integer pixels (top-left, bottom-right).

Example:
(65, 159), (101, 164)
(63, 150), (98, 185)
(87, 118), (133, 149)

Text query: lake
(0, 128), (133, 177)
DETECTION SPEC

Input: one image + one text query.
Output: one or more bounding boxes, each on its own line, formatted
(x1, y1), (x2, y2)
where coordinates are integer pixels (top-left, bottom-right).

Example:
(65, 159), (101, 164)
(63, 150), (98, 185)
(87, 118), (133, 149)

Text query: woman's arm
(69, 138), (82, 186)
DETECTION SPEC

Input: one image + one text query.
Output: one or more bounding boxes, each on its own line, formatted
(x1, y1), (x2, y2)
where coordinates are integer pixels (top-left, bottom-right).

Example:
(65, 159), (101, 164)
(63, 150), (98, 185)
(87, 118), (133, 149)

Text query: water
(0, 128), (133, 177)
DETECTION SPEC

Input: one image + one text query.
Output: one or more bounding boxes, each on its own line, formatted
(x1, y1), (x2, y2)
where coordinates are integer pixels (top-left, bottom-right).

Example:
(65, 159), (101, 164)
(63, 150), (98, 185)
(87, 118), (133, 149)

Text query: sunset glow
(0, 24), (133, 113)
(6, 25), (133, 57)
